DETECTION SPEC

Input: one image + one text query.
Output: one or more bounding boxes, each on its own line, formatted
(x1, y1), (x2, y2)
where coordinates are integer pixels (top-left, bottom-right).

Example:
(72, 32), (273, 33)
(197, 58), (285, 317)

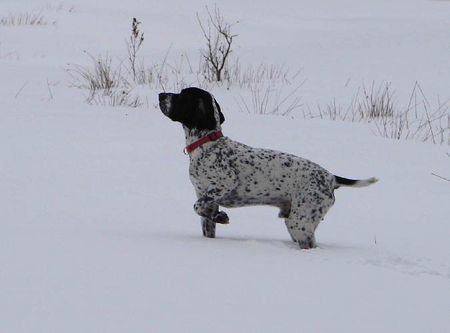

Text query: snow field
(1, 0), (450, 332)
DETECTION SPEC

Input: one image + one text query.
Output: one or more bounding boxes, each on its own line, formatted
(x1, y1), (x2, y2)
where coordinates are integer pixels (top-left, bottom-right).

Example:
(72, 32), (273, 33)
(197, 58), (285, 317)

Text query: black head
(158, 87), (225, 131)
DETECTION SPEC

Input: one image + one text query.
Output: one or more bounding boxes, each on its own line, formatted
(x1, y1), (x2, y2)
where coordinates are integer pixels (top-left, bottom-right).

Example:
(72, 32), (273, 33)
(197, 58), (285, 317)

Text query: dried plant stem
(15, 82), (28, 99)
(127, 18), (144, 83)
(197, 6), (237, 82)
(431, 173), (450, 182)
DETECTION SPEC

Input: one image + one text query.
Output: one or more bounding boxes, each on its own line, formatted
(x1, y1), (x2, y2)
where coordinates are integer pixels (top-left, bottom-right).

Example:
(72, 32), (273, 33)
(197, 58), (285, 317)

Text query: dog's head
(158, 87), (225, 131)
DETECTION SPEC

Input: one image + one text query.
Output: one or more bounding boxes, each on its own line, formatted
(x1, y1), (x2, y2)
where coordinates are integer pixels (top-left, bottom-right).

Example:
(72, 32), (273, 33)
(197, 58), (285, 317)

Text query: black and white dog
(159, 87), (377, 249)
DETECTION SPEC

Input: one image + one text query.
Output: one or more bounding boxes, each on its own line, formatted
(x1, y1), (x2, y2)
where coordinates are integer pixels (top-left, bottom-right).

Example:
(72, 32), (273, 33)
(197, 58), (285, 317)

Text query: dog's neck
(183, 126), (222, 146)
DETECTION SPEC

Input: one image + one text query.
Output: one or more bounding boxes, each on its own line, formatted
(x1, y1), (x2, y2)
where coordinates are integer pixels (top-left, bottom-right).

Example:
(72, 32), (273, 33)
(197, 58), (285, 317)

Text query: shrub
(197, 6), (237, 82)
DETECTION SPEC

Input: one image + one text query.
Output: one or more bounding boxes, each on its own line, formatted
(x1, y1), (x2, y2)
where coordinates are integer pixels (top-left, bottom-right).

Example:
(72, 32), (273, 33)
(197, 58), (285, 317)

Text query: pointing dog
(159, 87), (377, 249)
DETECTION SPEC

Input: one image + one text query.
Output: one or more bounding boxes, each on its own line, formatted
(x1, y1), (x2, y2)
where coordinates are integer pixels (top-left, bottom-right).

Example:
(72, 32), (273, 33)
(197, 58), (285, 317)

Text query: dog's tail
(334, 175), (378, 189)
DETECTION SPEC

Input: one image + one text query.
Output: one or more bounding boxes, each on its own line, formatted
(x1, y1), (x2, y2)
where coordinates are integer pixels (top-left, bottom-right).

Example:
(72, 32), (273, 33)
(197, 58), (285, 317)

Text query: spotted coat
(158, 87), (377, 249)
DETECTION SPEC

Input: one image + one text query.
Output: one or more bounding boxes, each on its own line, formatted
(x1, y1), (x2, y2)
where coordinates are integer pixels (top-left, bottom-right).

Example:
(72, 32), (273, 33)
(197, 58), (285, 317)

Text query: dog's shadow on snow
(114, 228), (363, 253)
(217, 235), (298, 250)
(167, 233), (450, 279)
(181, 233), (359, 252)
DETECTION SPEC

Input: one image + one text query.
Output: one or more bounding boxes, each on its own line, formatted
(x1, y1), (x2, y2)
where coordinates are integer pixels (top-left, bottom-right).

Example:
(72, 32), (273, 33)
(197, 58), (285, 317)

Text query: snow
(1, 0), (449, 332)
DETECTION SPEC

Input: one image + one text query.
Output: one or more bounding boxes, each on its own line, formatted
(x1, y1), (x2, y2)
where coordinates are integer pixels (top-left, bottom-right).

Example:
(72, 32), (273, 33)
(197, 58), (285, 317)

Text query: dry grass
(312, 82), (396, 122)
(43, 2), (75, 13)
(371, 83), (449, 144)
(235, 83), (304, 116)
(356, 82), (395, 119)
(0, 12), (48, 26)
(64, 12), (449, 143)
(67, 53), (141, 108)
(87, 89), (142, 108)
(67, 53), (128, 91)
(232, 61), (305, 116)
(303, 81), (449, 145)
(227, 61), (302, 89)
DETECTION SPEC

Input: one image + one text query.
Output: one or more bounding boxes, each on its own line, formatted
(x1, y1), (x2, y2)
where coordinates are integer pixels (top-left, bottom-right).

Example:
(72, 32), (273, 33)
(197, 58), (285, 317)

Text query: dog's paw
(212, 211), (229, 224)
(297, 236), (317, 250)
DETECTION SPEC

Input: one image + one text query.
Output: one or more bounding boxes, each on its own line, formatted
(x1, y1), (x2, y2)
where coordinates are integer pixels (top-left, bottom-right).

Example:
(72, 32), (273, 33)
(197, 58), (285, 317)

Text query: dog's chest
(188, 146), (236, 193)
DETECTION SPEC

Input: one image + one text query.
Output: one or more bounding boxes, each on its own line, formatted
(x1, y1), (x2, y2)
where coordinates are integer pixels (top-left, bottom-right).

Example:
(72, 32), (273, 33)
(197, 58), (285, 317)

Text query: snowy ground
(1, 0), (449, 332)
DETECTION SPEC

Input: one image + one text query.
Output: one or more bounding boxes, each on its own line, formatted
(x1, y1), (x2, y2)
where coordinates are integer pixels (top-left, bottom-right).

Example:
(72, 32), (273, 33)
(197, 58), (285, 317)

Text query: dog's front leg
(192, 164), (237, 238)
(194, 195), (229, 224)
(201, 217), (216, 238)
(195, 194), (228, 239)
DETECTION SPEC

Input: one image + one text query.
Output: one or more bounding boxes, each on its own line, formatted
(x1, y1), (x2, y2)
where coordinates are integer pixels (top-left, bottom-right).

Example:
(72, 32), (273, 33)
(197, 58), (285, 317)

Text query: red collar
(184, 131), (224, 154)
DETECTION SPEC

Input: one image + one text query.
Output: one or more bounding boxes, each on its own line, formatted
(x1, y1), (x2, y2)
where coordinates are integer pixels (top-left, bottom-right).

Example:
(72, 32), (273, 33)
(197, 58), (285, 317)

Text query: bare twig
(46, 78), (54, 100)
(15, 82), (28, 98)
(157, 43), (173, 92)
(431, 173), (450, 182)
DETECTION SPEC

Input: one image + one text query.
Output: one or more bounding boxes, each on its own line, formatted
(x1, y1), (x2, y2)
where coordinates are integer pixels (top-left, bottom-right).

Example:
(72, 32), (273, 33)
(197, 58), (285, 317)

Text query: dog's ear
(178, 88), (224, 130)
(193, 98), (217, 130)
(214, 100), (225, 124)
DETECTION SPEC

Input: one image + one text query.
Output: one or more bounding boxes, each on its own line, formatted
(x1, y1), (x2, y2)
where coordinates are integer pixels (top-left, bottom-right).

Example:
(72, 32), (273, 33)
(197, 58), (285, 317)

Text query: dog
(158, 87), (378, 249)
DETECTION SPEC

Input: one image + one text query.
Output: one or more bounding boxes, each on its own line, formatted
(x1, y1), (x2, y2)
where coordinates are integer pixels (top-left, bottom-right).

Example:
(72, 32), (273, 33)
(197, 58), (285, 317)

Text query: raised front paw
(212, 211), (229, 224)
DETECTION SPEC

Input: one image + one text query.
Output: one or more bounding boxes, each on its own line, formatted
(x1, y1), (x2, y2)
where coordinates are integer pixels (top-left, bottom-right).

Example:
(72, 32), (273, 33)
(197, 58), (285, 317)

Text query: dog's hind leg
(285, 215), (317, 249)
(284, 192), (334, 249)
